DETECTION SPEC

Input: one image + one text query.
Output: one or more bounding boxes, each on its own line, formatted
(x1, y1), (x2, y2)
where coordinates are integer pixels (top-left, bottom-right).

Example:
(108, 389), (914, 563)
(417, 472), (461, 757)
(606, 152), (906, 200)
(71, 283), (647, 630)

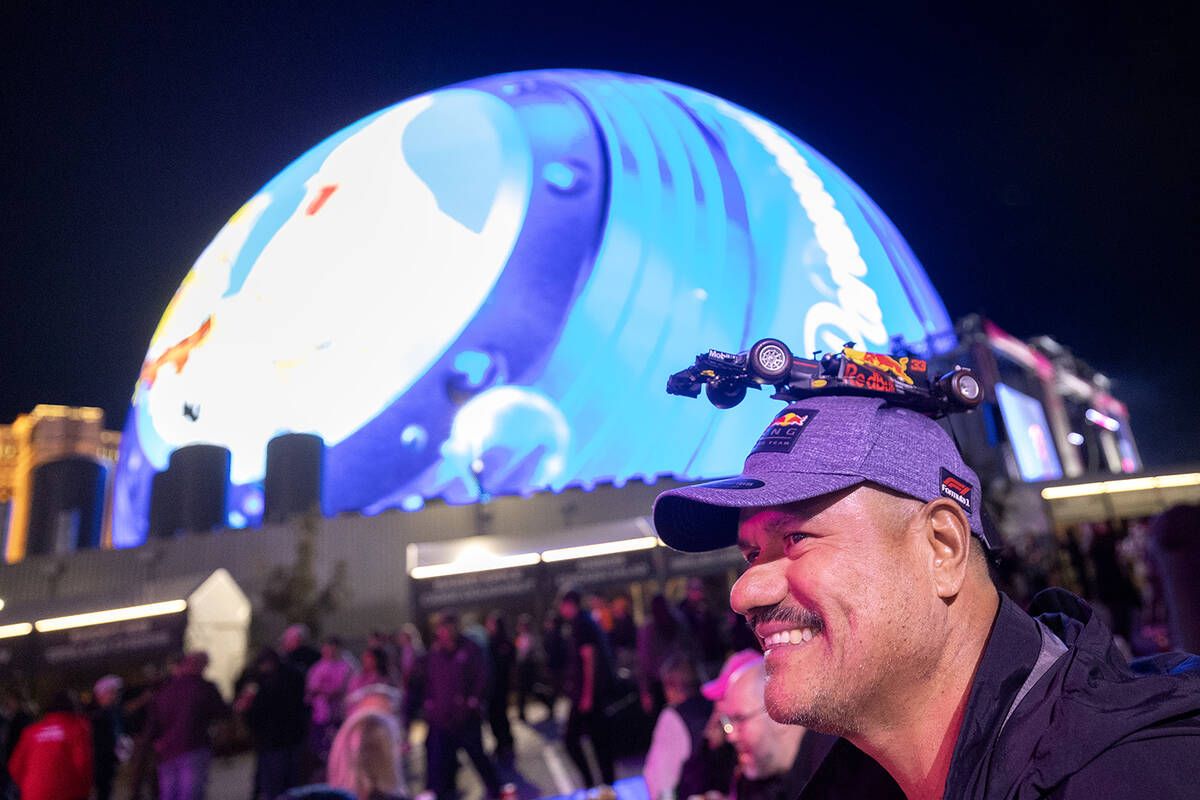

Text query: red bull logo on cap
(843, 346), (914, 385)
(751, 408), (820, 455)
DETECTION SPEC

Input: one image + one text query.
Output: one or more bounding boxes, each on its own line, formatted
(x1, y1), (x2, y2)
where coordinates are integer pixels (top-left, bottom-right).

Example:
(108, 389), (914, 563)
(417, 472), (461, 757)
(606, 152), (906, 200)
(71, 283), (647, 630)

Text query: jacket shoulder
(999, 590), (1200, 795)
(1051, 730), (1200, 799)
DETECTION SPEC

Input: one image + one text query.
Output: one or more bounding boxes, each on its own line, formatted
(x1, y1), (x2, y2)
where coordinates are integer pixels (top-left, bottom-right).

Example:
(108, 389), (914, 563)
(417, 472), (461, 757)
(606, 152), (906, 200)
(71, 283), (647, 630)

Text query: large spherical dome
(112, 69), (953, 546)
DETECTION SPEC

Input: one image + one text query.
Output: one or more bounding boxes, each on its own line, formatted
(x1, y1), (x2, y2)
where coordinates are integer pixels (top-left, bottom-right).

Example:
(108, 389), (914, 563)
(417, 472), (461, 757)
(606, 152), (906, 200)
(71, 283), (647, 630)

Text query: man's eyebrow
(738, 513), (815, 548)
(736, 518), (786, 549)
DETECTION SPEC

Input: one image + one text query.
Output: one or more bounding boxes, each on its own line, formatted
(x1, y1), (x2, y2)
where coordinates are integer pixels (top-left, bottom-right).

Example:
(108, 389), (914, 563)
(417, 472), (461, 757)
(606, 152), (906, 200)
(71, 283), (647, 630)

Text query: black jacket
(673, 693), (713, 798)
(736, 729), (840, 800)
(801, 589), (1200, 799)
(245, 662), (308, 749)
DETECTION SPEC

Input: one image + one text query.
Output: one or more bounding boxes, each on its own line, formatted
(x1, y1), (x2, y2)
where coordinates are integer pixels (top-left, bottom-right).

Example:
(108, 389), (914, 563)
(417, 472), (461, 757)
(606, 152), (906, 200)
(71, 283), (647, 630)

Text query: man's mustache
(747, 603), (824, 632)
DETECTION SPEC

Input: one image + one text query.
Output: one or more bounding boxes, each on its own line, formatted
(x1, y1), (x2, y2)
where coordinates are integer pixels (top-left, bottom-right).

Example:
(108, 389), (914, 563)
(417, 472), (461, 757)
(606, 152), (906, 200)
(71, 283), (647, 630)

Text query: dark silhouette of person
(560, 590), (617, 788)
(423, 612), (501, 800)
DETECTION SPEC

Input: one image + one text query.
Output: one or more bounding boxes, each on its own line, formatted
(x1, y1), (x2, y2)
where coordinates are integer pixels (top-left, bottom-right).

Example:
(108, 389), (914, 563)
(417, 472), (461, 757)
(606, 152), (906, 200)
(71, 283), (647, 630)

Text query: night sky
(2, 3), (1195, 466)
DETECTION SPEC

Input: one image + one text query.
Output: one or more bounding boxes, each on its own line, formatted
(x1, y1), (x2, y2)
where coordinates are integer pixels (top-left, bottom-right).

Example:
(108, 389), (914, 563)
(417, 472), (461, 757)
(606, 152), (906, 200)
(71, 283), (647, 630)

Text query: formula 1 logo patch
(939, 468), (974, 513)
(751, 409), (819, 455)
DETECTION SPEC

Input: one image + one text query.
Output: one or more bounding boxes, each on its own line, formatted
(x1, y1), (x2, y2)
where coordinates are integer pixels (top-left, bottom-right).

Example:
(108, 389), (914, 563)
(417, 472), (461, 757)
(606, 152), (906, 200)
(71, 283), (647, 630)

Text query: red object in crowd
(8, 711), (94, 800)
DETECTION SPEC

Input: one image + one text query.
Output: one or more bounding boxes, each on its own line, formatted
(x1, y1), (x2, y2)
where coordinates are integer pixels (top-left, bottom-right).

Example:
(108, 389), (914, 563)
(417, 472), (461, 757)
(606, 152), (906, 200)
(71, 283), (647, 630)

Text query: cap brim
(653, 472), (863, 552)
(700, 677), (724, 701)
(700, 650), (764, 700)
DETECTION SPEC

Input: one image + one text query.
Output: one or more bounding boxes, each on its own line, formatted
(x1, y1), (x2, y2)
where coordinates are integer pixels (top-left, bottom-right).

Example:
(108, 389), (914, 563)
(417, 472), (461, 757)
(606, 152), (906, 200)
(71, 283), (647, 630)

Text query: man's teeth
(763, 628), (817, 647)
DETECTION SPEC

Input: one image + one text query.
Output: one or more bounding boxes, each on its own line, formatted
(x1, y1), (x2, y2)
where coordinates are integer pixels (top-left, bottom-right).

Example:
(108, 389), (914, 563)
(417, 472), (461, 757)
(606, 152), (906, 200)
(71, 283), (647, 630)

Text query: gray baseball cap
(653, 396), (993, 552)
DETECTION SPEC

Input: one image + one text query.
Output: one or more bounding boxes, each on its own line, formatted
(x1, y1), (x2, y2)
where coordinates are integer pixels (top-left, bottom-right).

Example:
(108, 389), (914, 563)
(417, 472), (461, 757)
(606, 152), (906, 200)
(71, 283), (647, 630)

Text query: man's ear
(919, 498), (972, 599)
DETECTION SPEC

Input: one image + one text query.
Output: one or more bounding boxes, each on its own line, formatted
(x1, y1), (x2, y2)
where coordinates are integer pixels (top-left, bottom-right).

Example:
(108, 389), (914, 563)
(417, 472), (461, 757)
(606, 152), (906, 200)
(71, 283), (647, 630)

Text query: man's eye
(784, 532), (810, 547)
(742, 549), (760, 565)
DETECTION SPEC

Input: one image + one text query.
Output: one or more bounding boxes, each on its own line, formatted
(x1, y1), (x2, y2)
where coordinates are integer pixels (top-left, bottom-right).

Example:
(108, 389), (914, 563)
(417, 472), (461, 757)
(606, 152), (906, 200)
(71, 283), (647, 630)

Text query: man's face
(182, 653), (208, 675)
(435, 621), (457, 649)
(560, 599), (579, 621)
(716, 666), (790, 780)
(730, 485), (935, 737)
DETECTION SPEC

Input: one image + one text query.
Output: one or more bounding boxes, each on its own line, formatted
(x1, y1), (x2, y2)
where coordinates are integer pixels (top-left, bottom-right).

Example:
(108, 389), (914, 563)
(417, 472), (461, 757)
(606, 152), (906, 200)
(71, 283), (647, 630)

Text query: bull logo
(842, 346), (914, 385)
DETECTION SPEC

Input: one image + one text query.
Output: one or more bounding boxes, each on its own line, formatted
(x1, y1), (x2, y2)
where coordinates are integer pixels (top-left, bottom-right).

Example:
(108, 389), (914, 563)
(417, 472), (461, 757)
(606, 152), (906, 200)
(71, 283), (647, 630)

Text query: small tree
(260, 510), (349, 638)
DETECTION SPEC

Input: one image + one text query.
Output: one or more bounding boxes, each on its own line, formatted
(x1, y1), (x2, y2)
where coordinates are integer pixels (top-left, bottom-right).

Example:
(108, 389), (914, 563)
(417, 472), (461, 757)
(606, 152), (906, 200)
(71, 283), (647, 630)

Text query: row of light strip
(410, 535), (661, 579)
(410, 552), (542, 580)
(0, 599), (188, 640)
(541, 536), (659, 562)
(0, 623), (32, 640)
(6, 535), (667, 629)
(1041, 472), (1200, 500)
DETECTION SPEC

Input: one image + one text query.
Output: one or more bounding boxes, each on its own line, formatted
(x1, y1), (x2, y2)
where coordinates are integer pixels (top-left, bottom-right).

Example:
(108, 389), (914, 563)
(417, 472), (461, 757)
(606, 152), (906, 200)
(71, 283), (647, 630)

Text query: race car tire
(747, 338), (793, 383)
(940, 369), (983, 408)
(706, 382), (748, 409)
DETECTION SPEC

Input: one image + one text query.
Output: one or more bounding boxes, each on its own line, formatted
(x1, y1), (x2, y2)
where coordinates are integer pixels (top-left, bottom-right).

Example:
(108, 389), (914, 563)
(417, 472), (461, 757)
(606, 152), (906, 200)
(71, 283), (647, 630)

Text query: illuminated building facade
(1, 406), (120, 562)
(944, 316), (1140, 484)
(937, 317), (1198, 530)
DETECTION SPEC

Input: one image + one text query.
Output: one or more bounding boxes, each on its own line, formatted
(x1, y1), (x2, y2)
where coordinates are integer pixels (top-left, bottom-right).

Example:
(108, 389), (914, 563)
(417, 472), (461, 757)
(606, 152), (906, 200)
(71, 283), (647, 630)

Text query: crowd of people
(0, 577), (765, 800)
(2, 514), (1195, 800)
(4, 508), (1193, 800)
(994, 516), (1179, 656)
(3, 513), (1183, 800)
(1, 651), (222, 800)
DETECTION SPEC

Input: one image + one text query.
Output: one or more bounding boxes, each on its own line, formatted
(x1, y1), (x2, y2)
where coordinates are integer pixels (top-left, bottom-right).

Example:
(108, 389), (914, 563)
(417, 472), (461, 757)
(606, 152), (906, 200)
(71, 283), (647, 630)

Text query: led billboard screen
(111, 69), (954, 546)
(995, 382), (1064, 481)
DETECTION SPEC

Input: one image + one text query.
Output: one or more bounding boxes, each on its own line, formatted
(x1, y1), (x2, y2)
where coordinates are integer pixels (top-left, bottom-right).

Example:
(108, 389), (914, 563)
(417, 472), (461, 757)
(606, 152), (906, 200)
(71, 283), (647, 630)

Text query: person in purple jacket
(654, 396), (1200, 800)
(145, 651), (229, 800)
(422, 612), (501, 800)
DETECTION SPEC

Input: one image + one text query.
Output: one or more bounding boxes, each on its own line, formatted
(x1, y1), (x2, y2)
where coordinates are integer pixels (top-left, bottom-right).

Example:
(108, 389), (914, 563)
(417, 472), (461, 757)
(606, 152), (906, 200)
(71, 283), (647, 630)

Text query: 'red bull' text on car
(666, 337), (982, 418)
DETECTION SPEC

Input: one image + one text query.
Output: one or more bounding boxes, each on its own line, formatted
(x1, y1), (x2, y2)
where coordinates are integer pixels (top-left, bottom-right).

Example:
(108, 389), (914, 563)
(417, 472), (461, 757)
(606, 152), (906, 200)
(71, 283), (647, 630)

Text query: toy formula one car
(666, 338), (982, 417)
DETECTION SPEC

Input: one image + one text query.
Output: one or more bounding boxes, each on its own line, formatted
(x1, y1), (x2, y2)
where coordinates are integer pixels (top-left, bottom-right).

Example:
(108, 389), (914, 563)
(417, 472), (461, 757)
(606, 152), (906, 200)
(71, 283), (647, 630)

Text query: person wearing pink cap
(703, 650), (835, 800)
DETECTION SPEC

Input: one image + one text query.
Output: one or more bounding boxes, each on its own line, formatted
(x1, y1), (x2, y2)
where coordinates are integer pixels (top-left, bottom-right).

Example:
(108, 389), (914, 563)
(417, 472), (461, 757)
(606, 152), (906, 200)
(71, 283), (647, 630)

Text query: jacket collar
(943, 591), (1043, 796)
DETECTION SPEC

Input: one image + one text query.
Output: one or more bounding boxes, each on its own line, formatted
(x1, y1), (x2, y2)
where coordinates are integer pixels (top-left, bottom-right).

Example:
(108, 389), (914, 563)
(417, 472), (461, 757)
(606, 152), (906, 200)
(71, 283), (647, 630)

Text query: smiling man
(653, 396), (1200, 799)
